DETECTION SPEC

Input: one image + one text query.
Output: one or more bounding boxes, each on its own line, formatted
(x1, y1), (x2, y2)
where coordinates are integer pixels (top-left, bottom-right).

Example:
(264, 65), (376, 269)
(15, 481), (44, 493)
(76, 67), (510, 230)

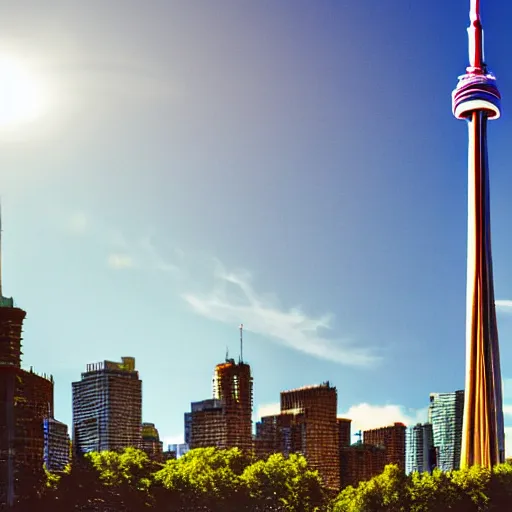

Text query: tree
(241, 452), (325, 512)
(330, 465), (409, 512)
(153, 447), (249, 511)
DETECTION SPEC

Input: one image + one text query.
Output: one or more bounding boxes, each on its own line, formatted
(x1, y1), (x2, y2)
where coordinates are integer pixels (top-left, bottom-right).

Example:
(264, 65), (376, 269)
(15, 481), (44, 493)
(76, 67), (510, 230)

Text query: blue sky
(2, 0), (512, 450)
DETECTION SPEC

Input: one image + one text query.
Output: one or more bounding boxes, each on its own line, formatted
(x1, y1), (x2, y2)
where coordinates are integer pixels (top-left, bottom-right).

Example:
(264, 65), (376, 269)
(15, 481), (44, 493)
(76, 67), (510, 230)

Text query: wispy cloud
(140, 235), (180, 275)
(183, 267), (380, 367)
(107, 253), (134, 270)
(495, 300), (512, 313)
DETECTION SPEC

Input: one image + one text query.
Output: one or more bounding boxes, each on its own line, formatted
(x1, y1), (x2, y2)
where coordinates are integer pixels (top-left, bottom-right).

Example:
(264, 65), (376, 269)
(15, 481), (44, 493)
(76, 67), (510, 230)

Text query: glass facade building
(428, 390), (464, 471)
(405, 423), (435, 474)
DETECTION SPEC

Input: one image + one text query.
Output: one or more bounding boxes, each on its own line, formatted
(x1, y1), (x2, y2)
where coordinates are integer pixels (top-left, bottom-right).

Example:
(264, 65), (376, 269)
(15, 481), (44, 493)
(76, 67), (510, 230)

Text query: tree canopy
(14, 448), (512, 511)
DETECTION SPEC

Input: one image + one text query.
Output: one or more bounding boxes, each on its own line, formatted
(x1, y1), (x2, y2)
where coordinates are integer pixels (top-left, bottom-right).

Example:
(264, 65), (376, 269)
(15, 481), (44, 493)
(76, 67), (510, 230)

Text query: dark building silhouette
(188, 358), (253, 453)
(363, 422), (407, 472)
(72, 357), (142, 456)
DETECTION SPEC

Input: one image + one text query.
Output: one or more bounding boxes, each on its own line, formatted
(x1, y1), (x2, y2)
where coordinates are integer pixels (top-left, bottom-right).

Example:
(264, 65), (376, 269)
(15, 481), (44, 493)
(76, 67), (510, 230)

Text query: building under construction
(72, 357), (142, 456)
(255, 382), (340, 490)
(188, 357), (253, 453)
(0, 305), (56, 506)
(0, 216), (61, 508)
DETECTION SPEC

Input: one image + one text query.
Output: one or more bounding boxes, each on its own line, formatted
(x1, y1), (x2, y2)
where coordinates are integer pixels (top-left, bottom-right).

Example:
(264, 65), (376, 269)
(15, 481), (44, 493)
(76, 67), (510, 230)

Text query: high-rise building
(72, 357), (142, 456)
(363, 423), (406, 472)
(187, 358), (253, 453)
(43, 418), (70, 472)
(255, 382), (340, 490)
(0, 217), (56, 507)
(213, 359), (253, 453)
(405, 423), (435, 474)
(428, 390), (464, 471)
(141, 422), (163, 461)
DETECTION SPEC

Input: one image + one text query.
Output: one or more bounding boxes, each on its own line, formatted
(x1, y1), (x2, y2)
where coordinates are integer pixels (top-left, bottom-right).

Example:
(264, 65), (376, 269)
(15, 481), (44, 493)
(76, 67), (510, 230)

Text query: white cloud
(183, 267), (380, 367)
(107, 253), (134, 269)
(67, 212), (88, 234)
(495, 300), (512, 313)
(339, 403), (428, 439)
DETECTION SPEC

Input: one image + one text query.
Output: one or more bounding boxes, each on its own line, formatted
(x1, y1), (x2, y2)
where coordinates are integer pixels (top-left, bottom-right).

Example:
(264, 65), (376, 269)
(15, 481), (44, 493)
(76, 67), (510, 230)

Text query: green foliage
(241, 452), (324, 511)
(332, 462), (512, 512)
(18, 447), (512, 511)
(330, 464), (409, 512)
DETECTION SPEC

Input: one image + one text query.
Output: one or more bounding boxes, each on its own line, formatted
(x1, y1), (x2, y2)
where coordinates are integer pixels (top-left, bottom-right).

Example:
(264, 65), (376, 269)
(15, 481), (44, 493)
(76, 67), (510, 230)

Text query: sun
(0, 56), (48, 128)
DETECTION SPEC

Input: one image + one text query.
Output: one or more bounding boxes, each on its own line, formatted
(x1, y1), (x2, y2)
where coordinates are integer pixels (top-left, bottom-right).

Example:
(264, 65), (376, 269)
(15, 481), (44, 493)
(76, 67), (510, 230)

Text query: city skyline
(1, 0), (512, 454)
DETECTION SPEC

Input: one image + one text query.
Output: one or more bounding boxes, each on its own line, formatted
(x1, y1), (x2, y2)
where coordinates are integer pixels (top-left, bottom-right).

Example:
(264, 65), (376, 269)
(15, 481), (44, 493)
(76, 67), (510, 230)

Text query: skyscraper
(428, 391), (464, 471)
(452, 0), (505, 467)
(187, 357), (253, 452)
(213, 359), (253, 452)
(72, 357), (142, 456)
(405, 423), (435, 475)
(279, 382), (340, 490)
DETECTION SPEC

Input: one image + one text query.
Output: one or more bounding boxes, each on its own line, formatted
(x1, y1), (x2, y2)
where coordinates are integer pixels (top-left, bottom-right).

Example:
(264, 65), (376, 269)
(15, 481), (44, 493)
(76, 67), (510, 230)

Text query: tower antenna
(239, 324), (243, 363)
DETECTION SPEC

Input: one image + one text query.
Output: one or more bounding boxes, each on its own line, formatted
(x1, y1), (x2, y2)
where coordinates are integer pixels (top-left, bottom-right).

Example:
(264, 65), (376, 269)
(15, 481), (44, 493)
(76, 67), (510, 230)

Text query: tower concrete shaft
(452, 0), (505, 467)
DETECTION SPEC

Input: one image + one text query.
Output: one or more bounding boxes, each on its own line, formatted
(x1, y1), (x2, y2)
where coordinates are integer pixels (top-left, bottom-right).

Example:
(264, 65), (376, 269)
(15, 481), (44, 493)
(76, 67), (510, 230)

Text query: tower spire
(452, 0), (504, 467)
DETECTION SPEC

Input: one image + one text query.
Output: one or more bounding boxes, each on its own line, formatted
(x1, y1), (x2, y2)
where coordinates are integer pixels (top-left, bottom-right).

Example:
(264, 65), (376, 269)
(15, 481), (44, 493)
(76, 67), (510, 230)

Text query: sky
(1, 0), (512, 453)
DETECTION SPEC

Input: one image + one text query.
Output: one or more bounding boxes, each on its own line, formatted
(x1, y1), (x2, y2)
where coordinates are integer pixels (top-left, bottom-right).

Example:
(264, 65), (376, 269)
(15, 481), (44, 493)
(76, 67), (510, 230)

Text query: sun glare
(0, 56), (48, 128)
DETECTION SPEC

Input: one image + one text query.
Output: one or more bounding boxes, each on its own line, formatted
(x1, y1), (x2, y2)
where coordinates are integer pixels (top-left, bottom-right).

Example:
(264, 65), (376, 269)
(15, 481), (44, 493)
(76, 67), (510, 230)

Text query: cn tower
(452, 0), (505, 467)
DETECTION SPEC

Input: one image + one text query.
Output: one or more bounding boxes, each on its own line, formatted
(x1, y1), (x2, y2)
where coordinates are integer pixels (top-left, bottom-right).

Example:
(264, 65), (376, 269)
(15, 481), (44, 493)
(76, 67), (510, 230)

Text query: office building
(364, 423), (406, 472)
(405, 423), (435, 474)
(43, 418), (70, 472)
(428, 390), (464, 471)
(72, 357), (142, 456)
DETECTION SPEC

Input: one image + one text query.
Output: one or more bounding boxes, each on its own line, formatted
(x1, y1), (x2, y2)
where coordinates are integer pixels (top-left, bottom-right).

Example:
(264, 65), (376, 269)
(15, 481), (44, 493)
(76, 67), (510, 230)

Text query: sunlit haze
(0, 56), (48, 127)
